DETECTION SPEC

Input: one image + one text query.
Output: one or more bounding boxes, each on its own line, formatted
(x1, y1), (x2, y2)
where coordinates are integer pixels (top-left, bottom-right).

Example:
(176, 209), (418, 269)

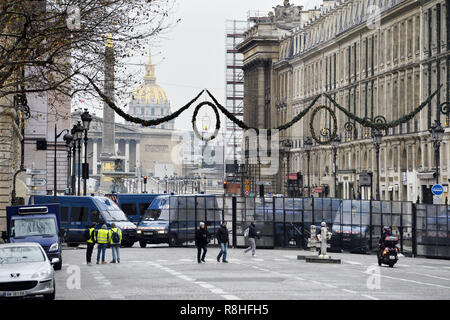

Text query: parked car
(0, 242), (59, 300)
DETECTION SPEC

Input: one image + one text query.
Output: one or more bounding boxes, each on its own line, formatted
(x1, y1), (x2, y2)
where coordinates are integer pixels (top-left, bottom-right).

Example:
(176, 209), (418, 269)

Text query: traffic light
(143, 176), (147, 184)
(223, 180), (227, 189)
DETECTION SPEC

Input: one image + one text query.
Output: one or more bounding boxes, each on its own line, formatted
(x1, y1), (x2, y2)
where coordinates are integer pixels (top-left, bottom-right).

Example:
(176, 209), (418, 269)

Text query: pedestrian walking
(195, 222), (210, 263)
(244, 222), (260, 257)
(85, 222), (97, 265)
(216, 221), (229, 263)
(109, 223), (122, 263)
(96, 224), (110, 264)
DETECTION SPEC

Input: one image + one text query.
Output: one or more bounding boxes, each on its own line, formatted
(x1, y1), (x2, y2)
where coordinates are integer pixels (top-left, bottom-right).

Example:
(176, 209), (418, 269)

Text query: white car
(0, 242), (58, 300)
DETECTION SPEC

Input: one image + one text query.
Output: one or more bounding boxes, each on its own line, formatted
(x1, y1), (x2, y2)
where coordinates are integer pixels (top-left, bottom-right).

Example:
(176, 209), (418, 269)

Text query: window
(139, 203), (151, 216)
(70, 207), (89, 222)
(61, 206), (69, 222)
(151, 108), (155, 115)
(121, 203), (137, 217)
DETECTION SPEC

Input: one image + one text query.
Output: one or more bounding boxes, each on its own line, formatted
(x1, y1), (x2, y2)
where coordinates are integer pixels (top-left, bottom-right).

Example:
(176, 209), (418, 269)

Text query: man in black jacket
(244, 222), (260, 256)
(216, 221), (229, 263)
(195, 222), (210, 263)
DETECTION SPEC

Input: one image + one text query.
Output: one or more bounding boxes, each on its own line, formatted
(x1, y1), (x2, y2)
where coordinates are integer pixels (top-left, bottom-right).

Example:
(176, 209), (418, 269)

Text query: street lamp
(63, 133), (73, 195)
(372, 129), (383, 200)
(331, 134), (341, 198)
(283, 139), (292, 197)
(73, 121), (84, 196)
(54, 125), (70, 203)
(429, 120), (445, 185)
(81, 109), (92, 195)
(304, 137), (313, 197)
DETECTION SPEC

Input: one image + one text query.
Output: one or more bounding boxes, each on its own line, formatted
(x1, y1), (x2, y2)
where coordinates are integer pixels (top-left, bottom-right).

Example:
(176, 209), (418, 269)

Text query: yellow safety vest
(96, 229), (109, 244)
(109, 227), (122, 244)
(87, 228), (95, 244)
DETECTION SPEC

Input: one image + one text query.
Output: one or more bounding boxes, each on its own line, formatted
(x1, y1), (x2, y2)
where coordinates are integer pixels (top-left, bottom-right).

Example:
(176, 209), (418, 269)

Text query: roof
(0, 242), (42, 248)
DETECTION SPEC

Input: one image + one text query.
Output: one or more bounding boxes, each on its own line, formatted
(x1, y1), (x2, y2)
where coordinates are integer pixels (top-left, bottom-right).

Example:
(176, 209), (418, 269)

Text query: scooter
(377, 236), (399, 268)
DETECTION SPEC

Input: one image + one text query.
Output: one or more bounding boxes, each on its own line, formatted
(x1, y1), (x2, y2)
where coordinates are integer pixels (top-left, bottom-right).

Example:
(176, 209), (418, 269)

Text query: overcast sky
(137, 0), (323, 131)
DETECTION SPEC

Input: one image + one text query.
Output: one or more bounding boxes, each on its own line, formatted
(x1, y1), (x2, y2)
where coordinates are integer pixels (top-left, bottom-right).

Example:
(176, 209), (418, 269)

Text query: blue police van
(31, 196), (138, 247)
(137, 194), (222, 247)
(2, 204), (63, 270)
(105, 193), (162, 223)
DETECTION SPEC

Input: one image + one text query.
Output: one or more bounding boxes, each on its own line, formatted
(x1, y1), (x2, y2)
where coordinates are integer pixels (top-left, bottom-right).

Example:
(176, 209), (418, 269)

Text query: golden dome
(133, 83), (168, 105)
(131, 50), (169, 105)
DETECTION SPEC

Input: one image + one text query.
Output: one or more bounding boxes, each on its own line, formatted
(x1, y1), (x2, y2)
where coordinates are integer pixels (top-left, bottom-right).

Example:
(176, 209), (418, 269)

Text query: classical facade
(239, 0), (450, 203)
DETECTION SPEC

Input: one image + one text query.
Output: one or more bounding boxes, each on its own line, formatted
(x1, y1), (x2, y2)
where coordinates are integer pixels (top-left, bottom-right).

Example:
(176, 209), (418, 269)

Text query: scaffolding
(225, 12), (268, 176)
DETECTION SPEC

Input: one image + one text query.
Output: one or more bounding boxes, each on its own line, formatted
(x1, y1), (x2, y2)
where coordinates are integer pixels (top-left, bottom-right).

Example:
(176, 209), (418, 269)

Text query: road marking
(177, 275), (195, 282)
(274, 258), (289, 262)
(221, 295), (241, 300)
(148, 262), (242, 300)
(156, 259), (168, 262)
(374, 273), (450, 289)
(322, 283), (337, 289)
(210, 288), (226, 294)
(179, 259), (193, 262)
(295, 277), (305, 281)
(252, 258), (264, 261)
(284, 255), (298, 259)
(342, 289), (357, 294)
(405, 272), (450, 281)
(362, 294), (379, 300)
(344, 260), (362, 265)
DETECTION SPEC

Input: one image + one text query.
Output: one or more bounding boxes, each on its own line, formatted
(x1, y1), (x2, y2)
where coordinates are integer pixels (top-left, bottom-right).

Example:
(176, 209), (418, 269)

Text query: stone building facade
(239, 0), (450, 203)
(0, 100), (23, 233)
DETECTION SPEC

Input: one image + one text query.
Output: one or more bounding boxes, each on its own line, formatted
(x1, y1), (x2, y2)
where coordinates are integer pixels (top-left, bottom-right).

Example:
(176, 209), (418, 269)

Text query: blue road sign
(431, 184), (444, 196)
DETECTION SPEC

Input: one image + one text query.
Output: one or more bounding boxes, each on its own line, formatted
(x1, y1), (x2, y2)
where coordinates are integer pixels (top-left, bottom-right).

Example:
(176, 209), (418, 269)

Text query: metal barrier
(160, 195), (449, 258)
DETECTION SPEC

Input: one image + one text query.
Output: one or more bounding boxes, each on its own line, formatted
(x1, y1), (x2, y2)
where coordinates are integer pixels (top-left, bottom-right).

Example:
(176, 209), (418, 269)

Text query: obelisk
(101, 33), (116, 158)
(99, 34), (117, 193)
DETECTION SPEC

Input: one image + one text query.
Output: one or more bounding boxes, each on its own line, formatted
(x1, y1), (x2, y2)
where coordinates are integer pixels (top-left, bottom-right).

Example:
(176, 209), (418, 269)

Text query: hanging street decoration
(88, 72), (443, 146)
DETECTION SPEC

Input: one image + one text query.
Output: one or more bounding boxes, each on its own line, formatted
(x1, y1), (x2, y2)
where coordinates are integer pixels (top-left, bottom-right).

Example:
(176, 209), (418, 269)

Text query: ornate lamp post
(81, 109), (92, 196)
(331, 134), (341, 198)
(372, 129), (383, 200)
(429, 121), (445, 185)
(63, 133), (73, 195)
(54, 125), (70, 203)
(304, 137), (313, 197)
(283, 139), (292, 196)
(73, 121), (84, 196)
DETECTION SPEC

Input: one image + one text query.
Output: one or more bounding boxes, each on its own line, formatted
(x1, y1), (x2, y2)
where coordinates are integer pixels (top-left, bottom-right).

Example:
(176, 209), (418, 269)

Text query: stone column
(92, 140), (98, 176)
(136, 141), (141, 175)
(125, 141), (130, 172)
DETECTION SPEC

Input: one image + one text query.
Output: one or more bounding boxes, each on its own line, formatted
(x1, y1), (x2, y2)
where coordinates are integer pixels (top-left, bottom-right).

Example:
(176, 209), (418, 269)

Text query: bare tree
(0, 0), (178, 116)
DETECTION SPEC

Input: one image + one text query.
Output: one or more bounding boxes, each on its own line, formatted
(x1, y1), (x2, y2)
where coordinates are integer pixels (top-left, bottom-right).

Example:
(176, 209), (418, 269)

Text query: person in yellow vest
(109, 223), (122, 263)
(85, 222), (97, 265)
(95, 224), (110, 264)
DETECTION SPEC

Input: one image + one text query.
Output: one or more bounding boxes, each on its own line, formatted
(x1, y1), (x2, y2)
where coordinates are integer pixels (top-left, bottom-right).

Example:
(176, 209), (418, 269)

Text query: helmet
(383, 226), (391, 233)
(321, 222), (327, 227)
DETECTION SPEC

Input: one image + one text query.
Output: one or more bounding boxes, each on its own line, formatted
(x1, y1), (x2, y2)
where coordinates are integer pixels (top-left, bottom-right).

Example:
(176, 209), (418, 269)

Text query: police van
(105, 193), (162, 223)
(31, 196), (138, 247)
(137, 194), (222, 247)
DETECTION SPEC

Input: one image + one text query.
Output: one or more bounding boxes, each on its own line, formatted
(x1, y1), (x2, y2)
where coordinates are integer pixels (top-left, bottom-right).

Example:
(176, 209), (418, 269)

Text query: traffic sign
(244, 190), (250, 196)
(28, 190), (47, 196)
(27, 178), (47, 187)
(26, 168), (47, 175)
(431, 184), (444, 196)
(256, 181), (272, 186)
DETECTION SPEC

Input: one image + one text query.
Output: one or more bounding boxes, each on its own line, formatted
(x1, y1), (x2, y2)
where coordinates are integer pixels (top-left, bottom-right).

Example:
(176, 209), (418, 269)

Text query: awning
(417, 172), (435, 180)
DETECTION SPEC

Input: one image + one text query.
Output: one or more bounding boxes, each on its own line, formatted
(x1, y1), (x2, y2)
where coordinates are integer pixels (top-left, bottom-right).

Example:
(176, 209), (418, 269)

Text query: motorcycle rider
(378, 226), (392, 256)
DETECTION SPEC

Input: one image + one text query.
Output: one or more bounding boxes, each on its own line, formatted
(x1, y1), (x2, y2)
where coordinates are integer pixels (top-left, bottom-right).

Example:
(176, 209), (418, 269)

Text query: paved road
(55, 244), (450, 300)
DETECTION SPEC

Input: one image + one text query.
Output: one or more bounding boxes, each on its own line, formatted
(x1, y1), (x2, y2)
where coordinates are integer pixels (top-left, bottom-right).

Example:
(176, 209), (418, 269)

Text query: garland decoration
(191, 101), (221, 142)
(309, 105), (337, 145)
(87, 75), (205, 126)
(87, 72), (443, 145)
(323, 85), (442, 131)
